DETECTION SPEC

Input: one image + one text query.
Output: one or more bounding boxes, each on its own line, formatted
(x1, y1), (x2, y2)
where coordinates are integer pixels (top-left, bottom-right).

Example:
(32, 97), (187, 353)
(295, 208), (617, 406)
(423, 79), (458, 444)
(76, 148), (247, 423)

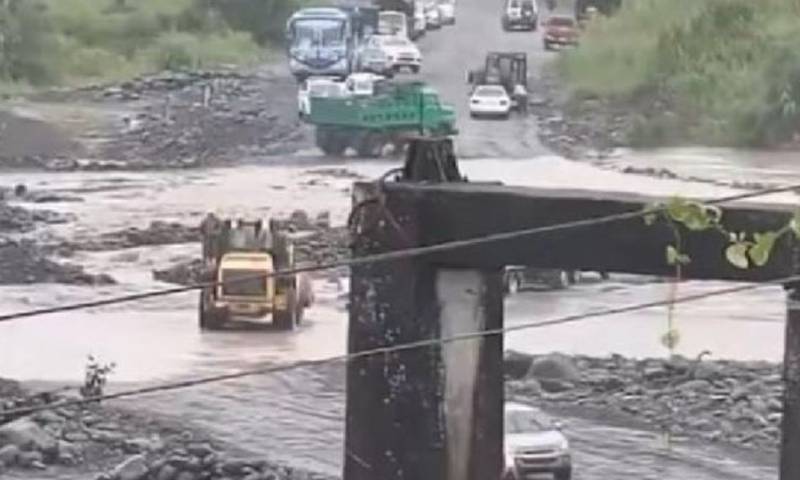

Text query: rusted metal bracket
(401, 136), (465, 183)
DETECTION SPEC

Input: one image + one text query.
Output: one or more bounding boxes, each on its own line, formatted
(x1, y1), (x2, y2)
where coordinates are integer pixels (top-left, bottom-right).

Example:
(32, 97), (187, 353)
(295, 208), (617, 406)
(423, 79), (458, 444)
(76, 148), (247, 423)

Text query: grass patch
(559, 0), (800, 147)
(0, 0), (298, 90)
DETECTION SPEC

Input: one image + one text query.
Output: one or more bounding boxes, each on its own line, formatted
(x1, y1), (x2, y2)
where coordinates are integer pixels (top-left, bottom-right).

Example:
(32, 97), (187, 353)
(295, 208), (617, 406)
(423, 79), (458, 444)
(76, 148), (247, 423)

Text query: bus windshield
(291, 19), (346, 47)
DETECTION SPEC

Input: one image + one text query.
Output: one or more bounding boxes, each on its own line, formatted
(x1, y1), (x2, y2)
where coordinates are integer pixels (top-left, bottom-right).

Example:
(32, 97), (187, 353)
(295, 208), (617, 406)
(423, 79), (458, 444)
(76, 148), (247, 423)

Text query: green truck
(308, 81), (457, 157)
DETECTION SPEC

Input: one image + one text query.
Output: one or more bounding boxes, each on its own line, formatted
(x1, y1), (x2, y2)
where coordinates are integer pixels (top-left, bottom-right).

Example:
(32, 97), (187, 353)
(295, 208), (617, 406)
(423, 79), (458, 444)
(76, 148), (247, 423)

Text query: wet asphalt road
(0, 0), (794, 478)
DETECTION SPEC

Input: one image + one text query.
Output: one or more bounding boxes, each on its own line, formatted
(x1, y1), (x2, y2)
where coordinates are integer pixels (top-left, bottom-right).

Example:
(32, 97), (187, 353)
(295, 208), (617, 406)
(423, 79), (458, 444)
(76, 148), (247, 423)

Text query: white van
(378, 11), (409, 39)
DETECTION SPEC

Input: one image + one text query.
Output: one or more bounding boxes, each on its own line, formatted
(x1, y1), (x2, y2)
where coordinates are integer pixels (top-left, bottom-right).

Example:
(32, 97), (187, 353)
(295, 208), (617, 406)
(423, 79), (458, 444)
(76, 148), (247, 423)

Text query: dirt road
(414, 0), (560, 158)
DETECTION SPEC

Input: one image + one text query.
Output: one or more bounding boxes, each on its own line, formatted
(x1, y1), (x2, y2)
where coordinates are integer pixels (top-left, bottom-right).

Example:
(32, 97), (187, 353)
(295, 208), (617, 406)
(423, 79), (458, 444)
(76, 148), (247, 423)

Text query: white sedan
(469, 85), (512, 119)
(438, 0), (456, 25)
(367, 35), (422, 73)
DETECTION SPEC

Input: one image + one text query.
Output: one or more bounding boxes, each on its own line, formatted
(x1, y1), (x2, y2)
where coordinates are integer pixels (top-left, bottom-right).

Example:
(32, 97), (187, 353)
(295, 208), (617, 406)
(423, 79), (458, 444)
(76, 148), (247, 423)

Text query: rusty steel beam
(369, 182), (798, 281)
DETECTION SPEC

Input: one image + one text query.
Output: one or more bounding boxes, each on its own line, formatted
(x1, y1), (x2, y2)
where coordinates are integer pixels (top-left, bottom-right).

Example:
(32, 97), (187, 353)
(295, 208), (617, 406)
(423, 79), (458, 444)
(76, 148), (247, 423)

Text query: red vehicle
(542, 15), (579, 50)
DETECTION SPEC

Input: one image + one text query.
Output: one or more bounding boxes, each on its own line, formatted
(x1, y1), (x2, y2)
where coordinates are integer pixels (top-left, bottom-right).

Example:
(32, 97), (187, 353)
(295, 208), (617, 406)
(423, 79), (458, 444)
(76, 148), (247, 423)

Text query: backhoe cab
(467, 52), (529, 113)
(198, 217), (313, 330)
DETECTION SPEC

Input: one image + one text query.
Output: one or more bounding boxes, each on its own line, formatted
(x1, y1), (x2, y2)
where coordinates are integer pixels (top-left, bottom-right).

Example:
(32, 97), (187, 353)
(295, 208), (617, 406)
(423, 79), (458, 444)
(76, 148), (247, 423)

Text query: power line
(0, 181), (796, 324)
(2, 273), (796, 419)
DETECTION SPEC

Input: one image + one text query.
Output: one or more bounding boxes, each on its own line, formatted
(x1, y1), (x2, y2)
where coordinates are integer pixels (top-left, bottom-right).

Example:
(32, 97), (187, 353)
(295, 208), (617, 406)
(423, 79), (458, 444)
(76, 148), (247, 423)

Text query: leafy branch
(643, 197), (800, 270)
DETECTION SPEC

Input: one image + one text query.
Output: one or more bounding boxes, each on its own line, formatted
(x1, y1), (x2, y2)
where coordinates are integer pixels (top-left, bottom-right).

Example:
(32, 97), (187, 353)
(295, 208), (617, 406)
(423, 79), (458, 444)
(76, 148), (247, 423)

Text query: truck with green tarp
(308, 80), (457, 157)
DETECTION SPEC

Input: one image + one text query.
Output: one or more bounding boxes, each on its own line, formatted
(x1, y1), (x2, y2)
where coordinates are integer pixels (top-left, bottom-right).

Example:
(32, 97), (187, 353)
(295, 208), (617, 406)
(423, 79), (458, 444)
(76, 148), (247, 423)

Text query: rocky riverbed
(2, 68), (307, 172)
(0, 379), (332, 480)
(0, 199), (113, 285)
(505, 351), (783, 452)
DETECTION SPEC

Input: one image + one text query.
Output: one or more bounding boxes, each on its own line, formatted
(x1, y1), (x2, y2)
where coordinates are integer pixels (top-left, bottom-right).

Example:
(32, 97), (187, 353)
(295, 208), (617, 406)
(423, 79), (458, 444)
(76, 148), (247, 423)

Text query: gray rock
(0, 444), (21, 466)
(187, 442), (215, 458)
(124, 436), (164, 454)
(504, 351), (534, 379)
(528, 353), (581, 383)
(0, 417), (58, 454)
(63, 430), (90, 442)
(156, 464), (179, 480)
(538, 378), (575, 393)
(111, 454), (149, 480)
(34, 410), (65, 425)
(176, 472), (197, 480)
(57, 440), (82, 461)
(18, 450), (44, 468)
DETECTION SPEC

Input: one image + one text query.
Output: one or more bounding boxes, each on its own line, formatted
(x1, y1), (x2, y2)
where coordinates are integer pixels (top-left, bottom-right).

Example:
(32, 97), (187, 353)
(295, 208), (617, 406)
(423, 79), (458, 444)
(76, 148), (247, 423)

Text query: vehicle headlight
(504, 449), (516, 467)
(558, 438), (569, 452)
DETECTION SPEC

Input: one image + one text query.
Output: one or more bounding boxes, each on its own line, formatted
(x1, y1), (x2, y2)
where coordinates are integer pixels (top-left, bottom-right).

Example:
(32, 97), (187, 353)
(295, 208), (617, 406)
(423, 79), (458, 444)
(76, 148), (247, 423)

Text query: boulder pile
(506, 351), (783, 451)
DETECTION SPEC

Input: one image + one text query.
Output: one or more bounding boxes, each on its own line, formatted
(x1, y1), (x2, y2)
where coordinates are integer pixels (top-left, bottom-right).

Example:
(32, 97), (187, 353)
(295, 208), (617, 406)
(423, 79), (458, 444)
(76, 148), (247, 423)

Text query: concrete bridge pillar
(344, 181), (504, 480)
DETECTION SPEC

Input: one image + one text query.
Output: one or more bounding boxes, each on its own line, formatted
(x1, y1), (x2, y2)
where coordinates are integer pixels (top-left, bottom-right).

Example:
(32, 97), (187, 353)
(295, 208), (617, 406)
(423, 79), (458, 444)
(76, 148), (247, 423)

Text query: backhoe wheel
(198, 289), (224, 330)
(545, 270), (570, 290)
(355, 132), (384, 158)
(316, 128), (348, 157)
(274, 280), (299, 330)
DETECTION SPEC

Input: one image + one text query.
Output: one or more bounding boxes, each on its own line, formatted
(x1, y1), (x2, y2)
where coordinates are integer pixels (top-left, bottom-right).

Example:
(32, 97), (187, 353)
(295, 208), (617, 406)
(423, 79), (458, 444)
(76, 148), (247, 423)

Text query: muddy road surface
(0, 158), (791, 479)
(416, 0), (565, 158)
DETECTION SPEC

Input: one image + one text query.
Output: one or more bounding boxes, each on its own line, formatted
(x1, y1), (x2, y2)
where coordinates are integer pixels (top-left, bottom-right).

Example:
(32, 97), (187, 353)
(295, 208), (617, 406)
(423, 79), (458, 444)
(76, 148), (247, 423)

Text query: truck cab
(216, 252), (276, 318)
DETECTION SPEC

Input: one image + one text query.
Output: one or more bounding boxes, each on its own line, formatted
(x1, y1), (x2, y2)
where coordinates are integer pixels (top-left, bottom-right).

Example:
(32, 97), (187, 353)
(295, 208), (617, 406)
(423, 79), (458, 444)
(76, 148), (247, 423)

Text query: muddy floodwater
(0, 153), (791, 479)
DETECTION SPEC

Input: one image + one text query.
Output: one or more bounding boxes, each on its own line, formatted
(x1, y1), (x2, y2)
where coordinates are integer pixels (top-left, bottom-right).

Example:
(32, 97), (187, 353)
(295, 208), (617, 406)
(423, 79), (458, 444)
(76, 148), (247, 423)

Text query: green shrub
(560, 0), (800, 147)
(0, 0), (273, 88)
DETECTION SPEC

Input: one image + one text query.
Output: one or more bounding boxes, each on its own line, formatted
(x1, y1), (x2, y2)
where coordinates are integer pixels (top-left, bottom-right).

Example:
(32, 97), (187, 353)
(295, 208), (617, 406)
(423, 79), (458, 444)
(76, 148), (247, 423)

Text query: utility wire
(0, 182), (797, 324)
(2, 273), (796, 419)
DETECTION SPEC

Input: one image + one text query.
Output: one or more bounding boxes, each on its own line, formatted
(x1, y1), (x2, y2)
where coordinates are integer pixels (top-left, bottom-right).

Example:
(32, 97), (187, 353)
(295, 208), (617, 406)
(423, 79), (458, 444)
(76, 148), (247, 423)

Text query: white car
(437, 0), (456, 25)
(504, 402), (572, 480)
(424, 1), (442, 29)
(413, 1), (427, 37)
(367, 35), (422, 73)
(344, 72), (386, 97)
(469, 84), (512, 118)
(297, 77), (345, 119)
(378, 10), (409, 39)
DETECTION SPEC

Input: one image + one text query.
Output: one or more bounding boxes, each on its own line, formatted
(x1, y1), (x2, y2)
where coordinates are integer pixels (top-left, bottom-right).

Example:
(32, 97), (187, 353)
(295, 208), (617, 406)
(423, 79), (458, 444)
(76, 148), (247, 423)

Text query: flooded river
(0, 154), (792, 478)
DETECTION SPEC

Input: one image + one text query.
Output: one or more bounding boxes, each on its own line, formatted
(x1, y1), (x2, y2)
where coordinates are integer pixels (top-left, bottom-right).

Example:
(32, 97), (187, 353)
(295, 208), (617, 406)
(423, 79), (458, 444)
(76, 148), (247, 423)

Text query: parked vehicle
(503, 266), (574, 293)
(437, 0), (456, 25)
(543, 15), (580, 50)
(378, 10), (409, 38)
(469, 85), (512, 119)
(467, 52), (529, 112)
(367, 34), (422, 73)
(308, 80), (457, 157)
(424, 1), (442, 29)
(504, 402), (572, 480)
(344, 72), (386, 96)
(575, 0), (621, 23)
(285, 6), (378, 81)
(501, 0), (538, 31)
(413, 0), (427, 35)
(198, 217), (314, 331)
(373, 0), (426, 40)
(297, 76), (347, 119)
(356, 40), (396, 76)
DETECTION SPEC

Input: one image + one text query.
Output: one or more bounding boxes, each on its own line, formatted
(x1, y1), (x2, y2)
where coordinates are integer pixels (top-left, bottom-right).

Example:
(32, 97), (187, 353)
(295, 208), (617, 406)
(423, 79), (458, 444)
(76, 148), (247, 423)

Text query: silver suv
(501, 0), (539, 31)
(503, 402), (572, 480)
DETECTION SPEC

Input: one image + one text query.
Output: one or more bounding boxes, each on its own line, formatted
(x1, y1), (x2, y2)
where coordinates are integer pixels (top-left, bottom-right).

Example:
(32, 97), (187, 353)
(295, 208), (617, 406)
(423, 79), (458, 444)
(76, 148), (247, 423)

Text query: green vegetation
(0, 0), (306, 88)
(560, 0), (800, 147)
